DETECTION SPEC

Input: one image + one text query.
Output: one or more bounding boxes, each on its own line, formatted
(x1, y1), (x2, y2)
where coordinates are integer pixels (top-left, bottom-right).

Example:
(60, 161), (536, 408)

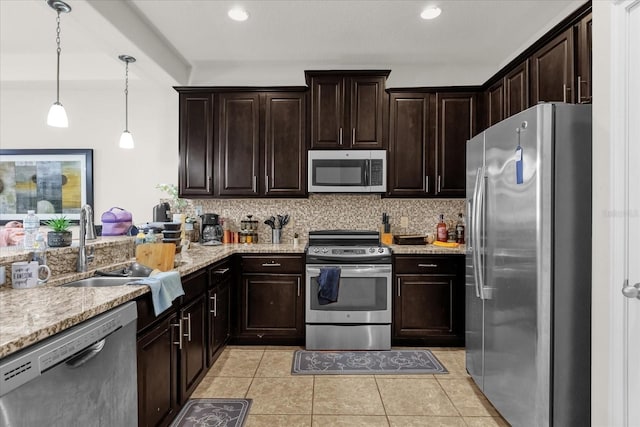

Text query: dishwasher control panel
(39, 318), (118, 371)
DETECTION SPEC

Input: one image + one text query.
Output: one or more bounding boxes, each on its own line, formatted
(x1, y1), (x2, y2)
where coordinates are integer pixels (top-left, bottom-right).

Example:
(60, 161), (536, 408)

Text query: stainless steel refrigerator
(466, 103), (591, 427)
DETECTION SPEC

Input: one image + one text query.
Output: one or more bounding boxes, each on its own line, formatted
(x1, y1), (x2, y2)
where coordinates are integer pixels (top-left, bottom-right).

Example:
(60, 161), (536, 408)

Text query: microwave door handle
(364, 159), (370, 186)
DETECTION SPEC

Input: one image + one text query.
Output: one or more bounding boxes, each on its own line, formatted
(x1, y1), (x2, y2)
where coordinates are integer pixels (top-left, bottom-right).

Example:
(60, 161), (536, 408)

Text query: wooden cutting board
(135, 243), (176, 271)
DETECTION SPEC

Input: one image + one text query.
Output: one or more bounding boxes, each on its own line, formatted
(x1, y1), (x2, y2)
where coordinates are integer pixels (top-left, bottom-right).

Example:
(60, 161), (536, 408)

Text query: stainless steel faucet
(77, 204), (96, 272)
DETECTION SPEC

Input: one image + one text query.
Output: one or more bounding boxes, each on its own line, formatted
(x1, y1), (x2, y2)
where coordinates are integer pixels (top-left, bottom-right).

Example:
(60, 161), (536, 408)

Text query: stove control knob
(369, 248), (375, 253)
(313, 248), (319, 254)
(378, 248), (384, 253)
(322, 248), (328, 254)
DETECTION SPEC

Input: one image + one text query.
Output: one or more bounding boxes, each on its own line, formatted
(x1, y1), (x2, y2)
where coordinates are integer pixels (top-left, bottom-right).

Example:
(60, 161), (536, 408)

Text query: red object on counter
(437, 214), (448, 243)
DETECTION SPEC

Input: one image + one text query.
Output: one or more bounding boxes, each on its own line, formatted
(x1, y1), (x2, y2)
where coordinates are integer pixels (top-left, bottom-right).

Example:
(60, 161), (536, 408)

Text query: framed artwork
(0, 149), (94, 224)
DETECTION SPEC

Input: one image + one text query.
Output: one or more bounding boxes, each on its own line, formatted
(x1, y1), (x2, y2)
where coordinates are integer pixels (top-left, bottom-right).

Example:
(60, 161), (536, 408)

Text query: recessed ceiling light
(420, 6), (442, 20)
(228, 7), (249, 22)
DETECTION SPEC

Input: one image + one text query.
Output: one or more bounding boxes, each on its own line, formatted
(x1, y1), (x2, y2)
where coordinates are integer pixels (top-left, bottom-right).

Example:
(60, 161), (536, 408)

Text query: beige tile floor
(192, 346), (510, 427)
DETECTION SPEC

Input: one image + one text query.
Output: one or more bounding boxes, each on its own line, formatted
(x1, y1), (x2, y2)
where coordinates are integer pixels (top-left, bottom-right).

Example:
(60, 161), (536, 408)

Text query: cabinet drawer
(394, 256), (461, 274)
(241, 255), (303, 274)
(183, 269), (208, 303)
(209, 260), (232, 286)
(136, 294), (177, 334)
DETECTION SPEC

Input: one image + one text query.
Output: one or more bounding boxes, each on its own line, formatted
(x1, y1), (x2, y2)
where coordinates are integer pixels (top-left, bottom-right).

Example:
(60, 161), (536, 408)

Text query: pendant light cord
(124, 61), (129, 131)
(55, 11), (61, 103)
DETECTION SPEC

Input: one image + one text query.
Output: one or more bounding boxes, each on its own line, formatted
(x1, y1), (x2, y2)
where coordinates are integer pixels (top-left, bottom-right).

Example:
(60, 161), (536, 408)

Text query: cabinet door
(240, 273), (304, 338)
(216, 92), (261, 196)
(486, 79), (504, 128)
(137, 313), (179, 427)
(530, 28), (575, 104)
(179, 92), (214, 197)
(180, 295), (207, 402)
(388, 92), (432, 196)
(349, 76), (385, 148)
(394, 274), (463, 344)
(435, 92), (476, 197)
(264, 92), (307, 196)
(208, 279), (230, 365)
(310, 75), (344, 148)
(505, 60), (529, 117)
(575, 13), (592, 103)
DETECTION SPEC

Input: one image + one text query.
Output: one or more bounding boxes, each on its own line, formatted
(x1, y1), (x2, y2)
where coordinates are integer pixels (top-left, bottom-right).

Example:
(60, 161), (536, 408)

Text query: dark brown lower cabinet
(393, 255), (465, 346)
(137, 313), (179, 427)
(208, 262), (232, 366)
(236, 255), (305, 345)
(179, 294), (207, 401)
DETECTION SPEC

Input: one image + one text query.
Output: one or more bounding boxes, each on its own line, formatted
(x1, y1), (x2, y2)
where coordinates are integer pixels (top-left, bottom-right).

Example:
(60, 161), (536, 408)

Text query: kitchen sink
(62, 276), (143, 288)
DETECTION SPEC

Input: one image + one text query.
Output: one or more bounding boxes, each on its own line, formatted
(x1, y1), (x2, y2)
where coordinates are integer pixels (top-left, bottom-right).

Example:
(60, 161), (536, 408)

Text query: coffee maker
(200, 213), (223, 244)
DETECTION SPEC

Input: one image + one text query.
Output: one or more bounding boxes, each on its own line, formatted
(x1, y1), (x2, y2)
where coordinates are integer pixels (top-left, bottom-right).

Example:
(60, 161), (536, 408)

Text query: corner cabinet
(393, 255), (465, 346)
(236, 254), (305, 345)
(178, 92), (214, 197)
(306, 71), (389, 149)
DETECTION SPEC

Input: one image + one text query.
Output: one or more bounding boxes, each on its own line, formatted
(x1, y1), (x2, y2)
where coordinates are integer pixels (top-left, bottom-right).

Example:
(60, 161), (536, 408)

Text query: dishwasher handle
(65, 339), (106, 369)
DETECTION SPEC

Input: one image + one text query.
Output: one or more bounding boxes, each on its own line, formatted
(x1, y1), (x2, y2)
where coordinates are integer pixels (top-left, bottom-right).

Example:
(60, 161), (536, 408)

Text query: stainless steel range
(305, 230), (392, 350)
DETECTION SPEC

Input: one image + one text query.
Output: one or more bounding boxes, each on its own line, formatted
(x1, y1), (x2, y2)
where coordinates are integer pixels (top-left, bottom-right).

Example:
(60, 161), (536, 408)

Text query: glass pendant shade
(119, 130), (134, 149)
(47, 102), (68, 127)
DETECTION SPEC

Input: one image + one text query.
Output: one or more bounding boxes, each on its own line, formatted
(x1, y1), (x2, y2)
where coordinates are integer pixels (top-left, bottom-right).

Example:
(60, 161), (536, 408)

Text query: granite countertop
(0, 242), (464, 359)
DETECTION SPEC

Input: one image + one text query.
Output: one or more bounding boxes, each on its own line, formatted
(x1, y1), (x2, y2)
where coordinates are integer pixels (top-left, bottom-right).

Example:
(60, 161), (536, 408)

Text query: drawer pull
(418, 263), (438, 268)
(261, 263), (282, 267)
(213, 268), (230, 275)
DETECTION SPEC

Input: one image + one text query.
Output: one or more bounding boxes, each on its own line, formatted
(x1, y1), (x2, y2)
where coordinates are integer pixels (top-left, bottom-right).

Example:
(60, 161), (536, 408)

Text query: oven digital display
(332, 248), (366, 255)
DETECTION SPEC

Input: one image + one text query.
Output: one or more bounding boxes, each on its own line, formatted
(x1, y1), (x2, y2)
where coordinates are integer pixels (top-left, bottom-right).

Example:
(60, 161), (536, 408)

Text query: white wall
(591, 2), (611, 426)
(0, 81), (179, 224)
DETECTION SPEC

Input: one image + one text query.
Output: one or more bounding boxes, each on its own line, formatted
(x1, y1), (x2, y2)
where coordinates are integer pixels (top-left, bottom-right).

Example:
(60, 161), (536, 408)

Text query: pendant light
(118, 55), (136, 149)
(46, 0), (71, 127)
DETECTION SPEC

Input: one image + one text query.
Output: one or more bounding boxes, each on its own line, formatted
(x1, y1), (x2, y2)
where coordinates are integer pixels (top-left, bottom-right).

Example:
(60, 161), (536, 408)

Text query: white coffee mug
(11, 261), (51, 289)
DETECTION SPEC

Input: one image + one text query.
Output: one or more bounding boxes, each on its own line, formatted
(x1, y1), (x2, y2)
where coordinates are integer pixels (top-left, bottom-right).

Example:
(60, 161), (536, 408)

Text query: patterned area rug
(170, 399), (251, 427)
(292, 349), (448, 375)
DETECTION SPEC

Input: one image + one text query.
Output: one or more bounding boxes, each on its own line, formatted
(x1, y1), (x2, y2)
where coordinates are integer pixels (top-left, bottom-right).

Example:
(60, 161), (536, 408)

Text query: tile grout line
(373, 375), (392, 426)
(435, 375), (465, 419)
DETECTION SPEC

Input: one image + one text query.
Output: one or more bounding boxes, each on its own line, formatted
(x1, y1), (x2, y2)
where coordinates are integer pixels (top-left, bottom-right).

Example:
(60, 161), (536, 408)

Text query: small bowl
(162, 230), (182, 238)
(163, 222), (182, 231)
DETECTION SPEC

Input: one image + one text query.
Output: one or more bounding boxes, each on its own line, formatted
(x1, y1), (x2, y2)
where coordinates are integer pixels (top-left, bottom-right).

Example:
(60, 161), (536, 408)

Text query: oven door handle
(306, 266), (391, 277)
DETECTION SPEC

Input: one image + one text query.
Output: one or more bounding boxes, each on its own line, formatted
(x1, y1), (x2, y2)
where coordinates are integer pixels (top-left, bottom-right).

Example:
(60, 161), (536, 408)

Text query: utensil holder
(272, 228), (281, 244)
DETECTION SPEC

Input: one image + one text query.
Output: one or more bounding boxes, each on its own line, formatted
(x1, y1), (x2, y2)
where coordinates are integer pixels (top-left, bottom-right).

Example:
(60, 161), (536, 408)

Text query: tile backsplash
(184, 195), (465, 244)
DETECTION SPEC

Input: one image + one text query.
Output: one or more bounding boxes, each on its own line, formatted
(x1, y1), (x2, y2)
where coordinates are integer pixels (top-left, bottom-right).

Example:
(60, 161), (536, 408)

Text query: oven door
(305, 264), (392, 324)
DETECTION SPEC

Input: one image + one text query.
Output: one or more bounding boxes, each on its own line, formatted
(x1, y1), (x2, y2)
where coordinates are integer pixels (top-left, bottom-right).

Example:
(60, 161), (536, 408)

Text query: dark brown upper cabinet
(575, 12), (592, 103)
(216, 92), (261, 197)
(486, 79), (505, 128)
(530, 27), (575, 104)
(178, 92), (214, 197)
(388, 91), (434, 197)
(306, 71), (389, 149)
(435, 92), (477, 197)
(216, 91), (307, 198)
(505, 60), (529, 117)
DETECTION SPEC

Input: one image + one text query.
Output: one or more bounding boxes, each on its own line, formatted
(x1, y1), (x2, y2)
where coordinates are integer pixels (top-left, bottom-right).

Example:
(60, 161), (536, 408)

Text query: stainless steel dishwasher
(0, 302), (138, 427)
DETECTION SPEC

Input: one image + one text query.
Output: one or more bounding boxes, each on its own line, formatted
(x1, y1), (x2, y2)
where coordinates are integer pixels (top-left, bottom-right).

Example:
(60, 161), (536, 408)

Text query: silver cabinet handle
(577, 76), (582, 103)
(265, 175), (269, 193)
(183, 313), (192, 342)
(261, 263), (282, 267)
(210, 294), (218, 316)
(622, 280), (640, 300)
(352, 128), (356, 144)
(339, 127), (343, 145)
(397, 278), (401, 297)
(425, 176), (429, 192)
(213, 268), (230, 275)
(252, 176), (257, 192)
(562, 84), (571, 103)
(418, 263), (438, 268)
(171, 321), (183, 350)
(297, 277), (301, 297)
(437, 175), (442, 193)
(207, 176), (212, 192)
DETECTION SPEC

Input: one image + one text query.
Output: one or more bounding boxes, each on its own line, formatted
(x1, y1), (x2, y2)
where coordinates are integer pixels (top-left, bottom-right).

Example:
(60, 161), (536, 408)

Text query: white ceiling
(0, 0), (587, 88)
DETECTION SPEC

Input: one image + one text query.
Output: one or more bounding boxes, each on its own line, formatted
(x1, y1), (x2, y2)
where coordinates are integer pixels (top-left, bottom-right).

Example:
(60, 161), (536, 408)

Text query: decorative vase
(47, 231), (72, 247)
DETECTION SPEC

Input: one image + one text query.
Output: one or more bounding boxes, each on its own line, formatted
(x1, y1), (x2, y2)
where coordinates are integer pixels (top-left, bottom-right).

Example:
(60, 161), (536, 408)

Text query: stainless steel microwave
(308, 150), (387, 193)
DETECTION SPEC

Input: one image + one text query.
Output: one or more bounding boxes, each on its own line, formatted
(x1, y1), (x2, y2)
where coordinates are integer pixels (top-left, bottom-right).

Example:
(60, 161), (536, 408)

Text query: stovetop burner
(306, 230), (392, 263)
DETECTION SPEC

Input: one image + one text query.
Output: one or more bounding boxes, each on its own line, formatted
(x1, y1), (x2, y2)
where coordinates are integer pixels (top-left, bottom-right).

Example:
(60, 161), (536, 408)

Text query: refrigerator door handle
(474, 167), (486, 300)
(471, 167), (482, 298)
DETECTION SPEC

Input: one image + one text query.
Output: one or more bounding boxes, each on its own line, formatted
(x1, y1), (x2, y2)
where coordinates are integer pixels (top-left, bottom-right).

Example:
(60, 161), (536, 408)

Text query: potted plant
(156, 183), (188, 213)
(45, 215), (72, 247)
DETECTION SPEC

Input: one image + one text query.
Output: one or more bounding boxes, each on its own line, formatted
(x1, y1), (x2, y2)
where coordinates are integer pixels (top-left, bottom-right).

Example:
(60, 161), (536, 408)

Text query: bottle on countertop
(145, 229), (157, 243)
(456, 213), (466, 244)
(135, 229), (146, 245)
(33, 233), (47, 266)
(447, 221), (457, 243)
(436, 214), (448, 243)
(22, 210), (40, 250)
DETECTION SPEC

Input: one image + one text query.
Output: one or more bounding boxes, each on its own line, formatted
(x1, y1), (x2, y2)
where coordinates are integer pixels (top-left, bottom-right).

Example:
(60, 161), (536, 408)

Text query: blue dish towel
(131, 271), (185, 316)
(317, 267), (341, 305)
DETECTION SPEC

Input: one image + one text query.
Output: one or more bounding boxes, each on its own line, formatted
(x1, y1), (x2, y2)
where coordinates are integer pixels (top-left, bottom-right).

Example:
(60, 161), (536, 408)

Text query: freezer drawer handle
(418, 263), (438, 268)
(261, 263), (282, 267)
